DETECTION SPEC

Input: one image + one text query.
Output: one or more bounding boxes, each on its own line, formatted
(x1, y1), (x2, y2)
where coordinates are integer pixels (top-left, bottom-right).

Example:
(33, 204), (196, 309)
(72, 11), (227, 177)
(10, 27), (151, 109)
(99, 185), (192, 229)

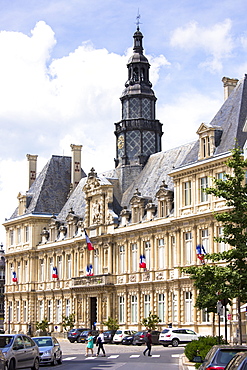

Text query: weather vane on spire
(136, 10), (142, 31)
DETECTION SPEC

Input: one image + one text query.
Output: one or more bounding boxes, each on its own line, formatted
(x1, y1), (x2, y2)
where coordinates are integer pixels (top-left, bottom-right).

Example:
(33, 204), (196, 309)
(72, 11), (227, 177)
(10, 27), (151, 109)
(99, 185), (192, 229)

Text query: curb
(181, 354), (196, 370)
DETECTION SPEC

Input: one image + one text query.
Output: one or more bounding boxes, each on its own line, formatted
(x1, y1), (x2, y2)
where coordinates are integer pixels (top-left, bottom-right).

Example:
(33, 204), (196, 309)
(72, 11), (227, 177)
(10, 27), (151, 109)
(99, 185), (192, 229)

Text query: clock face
(117, 135), (125, 149)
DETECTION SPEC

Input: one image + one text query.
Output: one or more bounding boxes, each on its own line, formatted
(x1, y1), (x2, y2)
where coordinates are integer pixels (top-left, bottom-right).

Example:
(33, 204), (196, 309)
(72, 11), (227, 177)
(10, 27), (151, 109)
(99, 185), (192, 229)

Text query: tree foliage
(36, 317), (49, 332)
(62, 313), (75, 331)
(141, 312), (161, 330)
(102, 317), (119, 330)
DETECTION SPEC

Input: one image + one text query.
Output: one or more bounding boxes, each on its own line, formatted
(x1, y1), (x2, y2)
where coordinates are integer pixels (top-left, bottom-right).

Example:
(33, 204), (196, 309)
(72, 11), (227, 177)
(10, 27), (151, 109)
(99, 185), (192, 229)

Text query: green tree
(36, 317), (49, 333)
(62, 313), (75, 331)
(204, 147), (247, 343)
(141, 312), (161, 330)
(102, 317), (119, 330)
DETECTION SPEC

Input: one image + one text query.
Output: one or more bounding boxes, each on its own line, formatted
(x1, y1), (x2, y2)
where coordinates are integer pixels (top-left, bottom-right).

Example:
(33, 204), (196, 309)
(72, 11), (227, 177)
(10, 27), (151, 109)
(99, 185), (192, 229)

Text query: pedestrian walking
(143, 329), (152, 357)
(85, 331), (94, 357)
(96, 330), (106, 357)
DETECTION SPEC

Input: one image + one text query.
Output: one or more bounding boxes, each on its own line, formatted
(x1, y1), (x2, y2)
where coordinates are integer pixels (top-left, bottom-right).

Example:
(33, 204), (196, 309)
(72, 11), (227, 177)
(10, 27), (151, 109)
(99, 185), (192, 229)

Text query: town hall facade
(3, 26), (247, 340)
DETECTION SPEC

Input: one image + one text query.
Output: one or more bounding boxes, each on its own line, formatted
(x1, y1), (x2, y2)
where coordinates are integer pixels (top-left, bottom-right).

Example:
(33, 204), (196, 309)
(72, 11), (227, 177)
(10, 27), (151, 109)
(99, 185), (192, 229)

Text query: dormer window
(197, 123), (221, 160)
(156, 181), (174, 218)
(202, 136), (210, 158)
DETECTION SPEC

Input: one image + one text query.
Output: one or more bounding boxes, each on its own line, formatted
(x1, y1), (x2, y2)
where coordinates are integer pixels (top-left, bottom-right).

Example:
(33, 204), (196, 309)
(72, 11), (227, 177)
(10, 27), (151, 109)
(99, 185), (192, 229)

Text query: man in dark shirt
(143, 329), (152, 356)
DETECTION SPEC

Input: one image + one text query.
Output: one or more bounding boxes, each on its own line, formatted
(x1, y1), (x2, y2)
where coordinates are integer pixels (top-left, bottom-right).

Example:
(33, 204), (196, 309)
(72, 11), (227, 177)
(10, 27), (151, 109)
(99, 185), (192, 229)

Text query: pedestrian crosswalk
(64, 354), (162, 361)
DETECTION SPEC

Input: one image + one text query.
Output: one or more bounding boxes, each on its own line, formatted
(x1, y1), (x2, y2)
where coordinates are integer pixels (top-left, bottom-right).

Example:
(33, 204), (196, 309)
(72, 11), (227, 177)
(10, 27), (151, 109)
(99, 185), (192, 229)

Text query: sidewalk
(181, 354), (196, 370)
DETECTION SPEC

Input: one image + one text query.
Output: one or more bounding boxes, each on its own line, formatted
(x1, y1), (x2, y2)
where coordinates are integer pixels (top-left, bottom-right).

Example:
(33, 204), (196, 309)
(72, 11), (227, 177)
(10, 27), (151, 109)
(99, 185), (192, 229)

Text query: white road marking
(171, 354), (180, 357)
(63, 357), (77, 361)
(151, 355), (160, 357)
(108, 355), (119, 358)
(130, 355), (140, 358)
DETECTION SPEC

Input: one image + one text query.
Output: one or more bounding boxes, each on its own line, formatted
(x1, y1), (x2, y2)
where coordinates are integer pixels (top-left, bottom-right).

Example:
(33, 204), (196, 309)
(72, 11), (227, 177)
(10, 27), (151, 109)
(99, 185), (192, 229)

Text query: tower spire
(136, 10), (141, 31)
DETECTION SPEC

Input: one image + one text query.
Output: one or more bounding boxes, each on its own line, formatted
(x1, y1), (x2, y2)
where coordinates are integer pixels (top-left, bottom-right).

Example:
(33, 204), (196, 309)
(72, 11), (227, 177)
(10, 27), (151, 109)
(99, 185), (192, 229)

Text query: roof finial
(136, 9), (141, 31)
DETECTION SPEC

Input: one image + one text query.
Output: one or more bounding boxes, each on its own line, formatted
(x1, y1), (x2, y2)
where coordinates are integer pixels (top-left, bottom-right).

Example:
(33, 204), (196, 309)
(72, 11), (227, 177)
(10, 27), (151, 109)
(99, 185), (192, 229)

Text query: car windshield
(161, 329), (170, 334)
(215, 350), (242, 365)
(0, 336), (14, 348)
(115, 331), (122, 334)
(33, 338), (53, 347)
(81, 331), (89, 336)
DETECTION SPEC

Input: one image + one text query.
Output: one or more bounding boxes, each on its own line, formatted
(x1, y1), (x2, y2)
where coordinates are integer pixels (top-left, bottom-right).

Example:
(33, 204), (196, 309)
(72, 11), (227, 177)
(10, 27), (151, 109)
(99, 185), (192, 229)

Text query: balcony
(72, 274), (115, 287)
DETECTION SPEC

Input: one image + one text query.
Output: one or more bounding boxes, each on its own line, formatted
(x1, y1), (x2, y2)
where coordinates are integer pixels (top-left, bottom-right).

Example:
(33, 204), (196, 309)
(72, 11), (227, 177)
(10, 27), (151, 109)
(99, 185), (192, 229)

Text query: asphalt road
(38, 339), (185, 370)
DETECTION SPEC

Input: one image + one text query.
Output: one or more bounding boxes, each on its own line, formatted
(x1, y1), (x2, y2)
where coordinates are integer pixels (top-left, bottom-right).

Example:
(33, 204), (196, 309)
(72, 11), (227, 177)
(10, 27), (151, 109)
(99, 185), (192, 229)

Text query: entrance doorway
(90, 297), (97, 329)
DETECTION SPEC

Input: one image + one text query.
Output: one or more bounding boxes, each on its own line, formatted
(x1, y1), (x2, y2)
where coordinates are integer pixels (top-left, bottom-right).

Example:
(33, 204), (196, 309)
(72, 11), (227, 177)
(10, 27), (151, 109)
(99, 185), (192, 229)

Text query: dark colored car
(122, 333), (135, 345)
(225, 351), (247, 370)
(103, 330), (117, 344)
(67, 328), (90, 343)
(0, 350), (6, 370)
(132, 330), (161, 345)
(78, 330), (99, 343)
(194, 345), (247, 370)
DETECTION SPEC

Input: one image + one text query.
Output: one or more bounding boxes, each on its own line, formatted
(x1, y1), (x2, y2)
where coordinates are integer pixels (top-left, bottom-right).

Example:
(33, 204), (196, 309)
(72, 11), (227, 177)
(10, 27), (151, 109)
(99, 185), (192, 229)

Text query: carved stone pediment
(156, 181), (173, 200)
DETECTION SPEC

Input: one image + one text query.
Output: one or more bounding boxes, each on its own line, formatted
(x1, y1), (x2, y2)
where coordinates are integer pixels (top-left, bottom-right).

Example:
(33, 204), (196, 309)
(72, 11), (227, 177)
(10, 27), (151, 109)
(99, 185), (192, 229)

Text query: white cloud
(170, 19), (234, 72)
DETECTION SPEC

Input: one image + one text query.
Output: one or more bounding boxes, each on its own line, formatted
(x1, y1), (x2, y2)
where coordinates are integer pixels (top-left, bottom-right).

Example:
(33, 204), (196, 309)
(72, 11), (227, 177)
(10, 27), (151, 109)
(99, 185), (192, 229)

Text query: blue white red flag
(139, 254), (146, 268)
(12, 271), (18, 282)
(52, 267), (58, 279)
(86, 264), (94, 276)
(196, 244), (207, 263)
(84, 230), (94, 251)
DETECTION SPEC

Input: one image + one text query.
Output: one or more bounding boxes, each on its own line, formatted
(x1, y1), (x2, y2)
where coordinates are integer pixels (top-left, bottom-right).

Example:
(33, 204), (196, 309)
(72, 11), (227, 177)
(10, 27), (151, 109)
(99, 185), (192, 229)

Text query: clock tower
(115, 25), (163, 192)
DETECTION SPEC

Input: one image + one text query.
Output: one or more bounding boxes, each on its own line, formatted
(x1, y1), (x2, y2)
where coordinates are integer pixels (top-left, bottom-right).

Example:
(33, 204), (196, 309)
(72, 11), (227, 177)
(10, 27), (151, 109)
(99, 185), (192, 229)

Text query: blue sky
(1, 0), (247, 243)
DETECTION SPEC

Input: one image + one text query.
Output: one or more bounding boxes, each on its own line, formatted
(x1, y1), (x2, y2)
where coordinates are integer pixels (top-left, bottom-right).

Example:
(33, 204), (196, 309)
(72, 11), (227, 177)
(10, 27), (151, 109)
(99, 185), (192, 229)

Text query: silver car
(32, 336), (62, 366)
(0, 334), (39, 370)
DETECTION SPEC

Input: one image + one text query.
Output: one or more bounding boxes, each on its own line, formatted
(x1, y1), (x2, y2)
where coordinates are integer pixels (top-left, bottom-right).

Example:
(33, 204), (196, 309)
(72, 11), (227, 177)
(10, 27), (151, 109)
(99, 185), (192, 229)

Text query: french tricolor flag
(196, 244), (207, 263)
(12, 271), (18, 283)
(52, 267), (58, 279)
(86, 264), (94, 276)
(139, 255), (146, 268)
(84, 230), (94, 251)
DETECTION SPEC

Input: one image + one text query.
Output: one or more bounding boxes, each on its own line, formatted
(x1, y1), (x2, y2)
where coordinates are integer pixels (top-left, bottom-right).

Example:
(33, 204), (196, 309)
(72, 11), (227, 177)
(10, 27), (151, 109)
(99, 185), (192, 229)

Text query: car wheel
(31, 357), (40, 370)
(52, 355), (58, 366)
(57, 356), (62, 365)
(8, 359), (16, 370)
(77, 338), (81, 343)
(172, 338), (179, 347)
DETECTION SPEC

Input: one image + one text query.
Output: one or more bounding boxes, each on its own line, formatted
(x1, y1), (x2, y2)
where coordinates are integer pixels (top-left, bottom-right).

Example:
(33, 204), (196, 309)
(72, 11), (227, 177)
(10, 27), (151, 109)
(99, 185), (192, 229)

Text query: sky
(1, 0), (247, 244)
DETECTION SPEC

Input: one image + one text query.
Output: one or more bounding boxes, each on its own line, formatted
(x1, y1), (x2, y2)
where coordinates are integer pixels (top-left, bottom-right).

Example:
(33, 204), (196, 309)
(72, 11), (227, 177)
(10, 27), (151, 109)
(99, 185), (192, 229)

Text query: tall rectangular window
(94, 250), (99, 275)
(185, 232), (192, 264)
(17, 228), (21, 244)
(9, 230), (14, 246)
(202, 308), (210, 323)
(202, 137), (210, 157)
(144, 241), (151, 270)
(158, 293), (165, 322)
(172, 293), (177, 322)
(23, 301), (27, 322)
(47, 300), (52, 322)
(200, 177), (208, 202)
(158, 239), (164, 269)
(24, 261), (28, 283)
(184, 181), (192, 206)
(39, 300), (44, 321)
(67, 255), (71, 279)
(144, 294), (150, 318)
(25, 226), (29, 242)
(16, 301), (20, 322)
(65, 299), (70, 317)
(159, 200), (166, 217)
(49, 258), (53, 280)
(201, 229), (209, 253)
(57, 256), (62, 280)
(39, 259), (44, 281)
(56, 299), (62, 323)
(119, 296), (125, 324)
(17, 262), (21, 283)
(171, 236), (177, 265)
(219, 227), (227, 252)
(131, 295), (138, 323)
(185, 292), (193, 323)
(119, 246), (125, 273)
(131, 244), (138, 272)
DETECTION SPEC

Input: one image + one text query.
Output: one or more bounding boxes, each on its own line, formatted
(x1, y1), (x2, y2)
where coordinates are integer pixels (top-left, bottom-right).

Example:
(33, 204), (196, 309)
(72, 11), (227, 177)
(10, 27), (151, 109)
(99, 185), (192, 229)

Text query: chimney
(26, 154), (38, 189)
(70, 144), (82, 190)
(222, 77), (239, 101)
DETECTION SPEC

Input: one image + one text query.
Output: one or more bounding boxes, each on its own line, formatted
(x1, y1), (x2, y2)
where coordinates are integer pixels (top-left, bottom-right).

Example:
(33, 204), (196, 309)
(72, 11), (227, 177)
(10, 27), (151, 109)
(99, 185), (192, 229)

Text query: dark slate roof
(178, 75), (247, 168)
(10, 155), (71, 219)
(121, 142), (195, 207)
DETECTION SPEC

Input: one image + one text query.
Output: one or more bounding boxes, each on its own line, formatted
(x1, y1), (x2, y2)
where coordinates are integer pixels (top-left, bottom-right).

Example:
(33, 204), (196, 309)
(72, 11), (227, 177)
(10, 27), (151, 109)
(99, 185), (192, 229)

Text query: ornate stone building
(3, 26), (247, 339)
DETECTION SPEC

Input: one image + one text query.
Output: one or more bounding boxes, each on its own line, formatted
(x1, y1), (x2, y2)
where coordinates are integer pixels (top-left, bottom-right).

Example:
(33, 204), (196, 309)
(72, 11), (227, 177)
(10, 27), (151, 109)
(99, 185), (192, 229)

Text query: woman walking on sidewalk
(85, 332), (94, 357)
(96, 330), (106, 357)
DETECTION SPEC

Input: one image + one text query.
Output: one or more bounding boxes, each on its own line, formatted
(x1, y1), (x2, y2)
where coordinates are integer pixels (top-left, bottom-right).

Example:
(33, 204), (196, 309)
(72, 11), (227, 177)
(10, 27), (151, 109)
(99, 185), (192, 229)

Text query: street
(39, 340), (185, 370)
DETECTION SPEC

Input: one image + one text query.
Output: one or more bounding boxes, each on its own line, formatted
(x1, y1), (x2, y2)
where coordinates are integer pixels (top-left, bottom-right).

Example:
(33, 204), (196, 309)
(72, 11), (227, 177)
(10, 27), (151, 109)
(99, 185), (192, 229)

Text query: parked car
(194, 345), (247, 370)
(122, 333), (136, 345)
(78, 329), (99, 343)
(103, 330), (117, 343)
(159, 328), (198, 347)
(225, 351), (247, 370)
(67, 328), (90, 343)
(0, 350), (6, 370)
(0, 334), (40, 369)
(132, 330), (161, 345)
(113, 330), (134, 344)
(32, 336), (62, 366)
